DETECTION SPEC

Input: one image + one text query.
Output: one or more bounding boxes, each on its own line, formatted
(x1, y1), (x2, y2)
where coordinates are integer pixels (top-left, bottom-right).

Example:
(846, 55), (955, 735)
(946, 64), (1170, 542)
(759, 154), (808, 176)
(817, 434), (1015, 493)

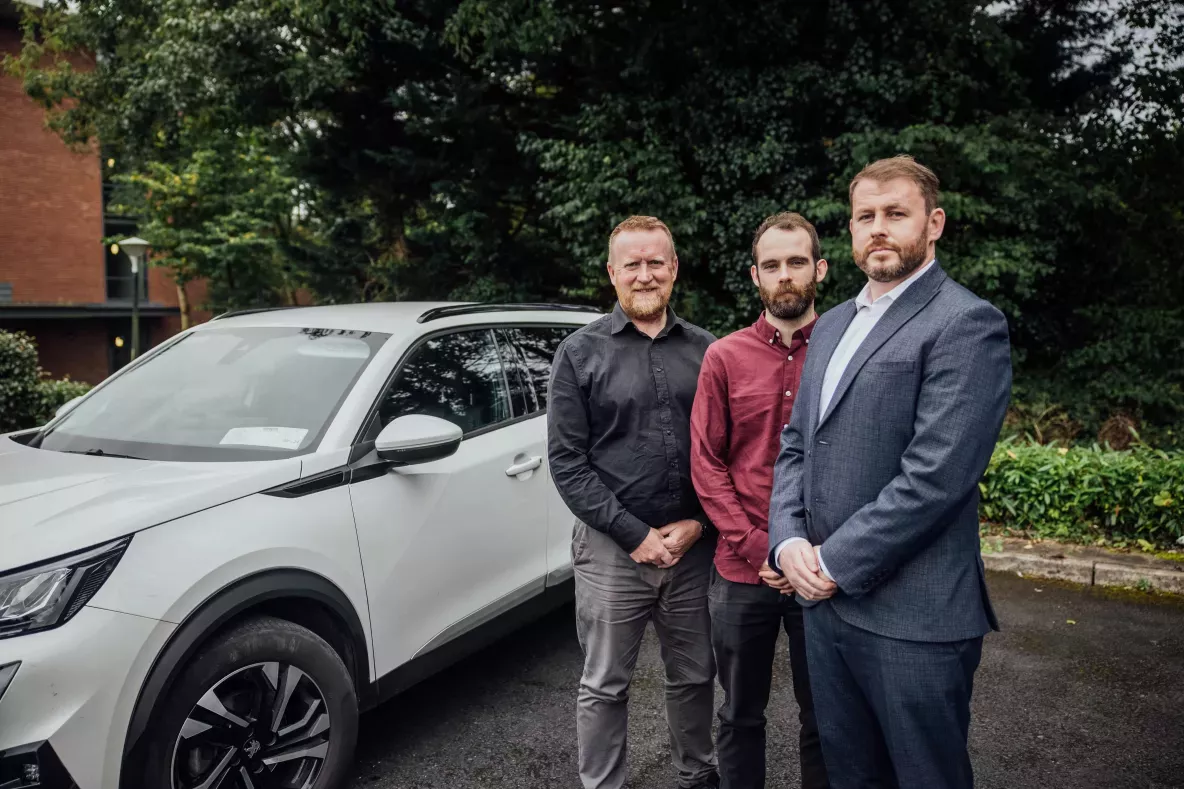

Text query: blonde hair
(608, 215), (677, 262)
(849, 155), (940, 214)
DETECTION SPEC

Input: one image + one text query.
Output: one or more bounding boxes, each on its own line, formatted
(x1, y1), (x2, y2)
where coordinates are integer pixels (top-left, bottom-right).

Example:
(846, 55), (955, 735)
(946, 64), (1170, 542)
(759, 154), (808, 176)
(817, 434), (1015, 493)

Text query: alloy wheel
(171, 661), (332, 789)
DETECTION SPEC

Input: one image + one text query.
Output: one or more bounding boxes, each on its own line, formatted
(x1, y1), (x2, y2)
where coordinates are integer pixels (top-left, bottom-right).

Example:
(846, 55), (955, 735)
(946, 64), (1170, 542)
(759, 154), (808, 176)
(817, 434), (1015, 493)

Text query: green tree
(5, 0), (581, 306)
(106, 127), (312, 319)
(450, 0), (1183, 440)
(7, 0), (1182, 441)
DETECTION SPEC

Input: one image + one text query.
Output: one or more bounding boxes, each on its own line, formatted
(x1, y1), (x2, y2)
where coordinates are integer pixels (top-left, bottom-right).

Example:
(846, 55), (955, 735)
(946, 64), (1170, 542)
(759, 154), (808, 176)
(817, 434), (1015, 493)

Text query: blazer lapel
(807, 301), (857, 437)
(816, 263), (948, 431)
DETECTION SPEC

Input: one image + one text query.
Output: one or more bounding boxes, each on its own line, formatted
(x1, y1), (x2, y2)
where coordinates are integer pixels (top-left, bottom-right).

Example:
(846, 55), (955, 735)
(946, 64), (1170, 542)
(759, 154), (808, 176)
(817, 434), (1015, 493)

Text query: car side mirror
(375, 415), (463, 466)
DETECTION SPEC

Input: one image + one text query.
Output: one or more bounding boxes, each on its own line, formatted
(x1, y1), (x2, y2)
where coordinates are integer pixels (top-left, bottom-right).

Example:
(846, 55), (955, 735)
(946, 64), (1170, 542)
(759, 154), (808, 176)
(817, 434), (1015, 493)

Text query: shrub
(35, 377), (93, 425)
(0, 330), (42, 434)
(1000, 400), (1083, 446)
(0, 330), (92, 433)
(979, 440), (1184, 550)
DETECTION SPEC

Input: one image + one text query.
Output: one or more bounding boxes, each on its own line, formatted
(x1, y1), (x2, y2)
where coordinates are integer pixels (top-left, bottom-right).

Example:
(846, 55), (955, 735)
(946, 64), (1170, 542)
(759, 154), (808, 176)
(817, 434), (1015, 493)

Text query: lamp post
(118, 237), (150, 360)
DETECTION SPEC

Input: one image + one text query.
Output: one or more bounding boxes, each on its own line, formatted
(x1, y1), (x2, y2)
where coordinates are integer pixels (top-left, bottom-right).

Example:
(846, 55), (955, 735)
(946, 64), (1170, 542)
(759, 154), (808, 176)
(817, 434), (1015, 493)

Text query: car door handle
(505, 456), (543, 477)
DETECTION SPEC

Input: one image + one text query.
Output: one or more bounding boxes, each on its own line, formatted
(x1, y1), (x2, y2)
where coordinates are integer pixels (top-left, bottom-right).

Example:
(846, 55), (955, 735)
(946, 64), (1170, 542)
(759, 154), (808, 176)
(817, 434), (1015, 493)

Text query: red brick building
(0, 1), (205, 385)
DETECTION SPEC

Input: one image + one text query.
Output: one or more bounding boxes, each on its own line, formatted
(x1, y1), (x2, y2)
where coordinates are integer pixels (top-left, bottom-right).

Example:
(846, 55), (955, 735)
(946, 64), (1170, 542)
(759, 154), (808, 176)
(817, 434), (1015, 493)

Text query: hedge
(979, 440), (1184, 550)
(0, 330), (92, 433)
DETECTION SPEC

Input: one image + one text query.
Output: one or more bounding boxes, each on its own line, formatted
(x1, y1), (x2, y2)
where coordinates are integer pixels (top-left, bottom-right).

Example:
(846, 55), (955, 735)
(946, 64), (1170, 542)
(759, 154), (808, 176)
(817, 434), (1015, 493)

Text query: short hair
(608, 215), (677, 262)
(751, 211), (821, 266)
(848, 155), (940, 214)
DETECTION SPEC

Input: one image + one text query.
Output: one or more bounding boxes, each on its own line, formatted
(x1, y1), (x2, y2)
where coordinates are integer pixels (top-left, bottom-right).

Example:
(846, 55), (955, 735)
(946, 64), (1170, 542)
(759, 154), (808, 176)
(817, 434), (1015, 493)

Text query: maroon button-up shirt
(690, 312), (816, 584)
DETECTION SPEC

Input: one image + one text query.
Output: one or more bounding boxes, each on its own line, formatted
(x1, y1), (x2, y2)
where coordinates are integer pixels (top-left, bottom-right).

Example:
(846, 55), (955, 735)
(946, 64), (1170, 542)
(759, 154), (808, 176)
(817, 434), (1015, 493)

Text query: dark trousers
(803, 600), (983, 789)
(708, 570), (829, 789)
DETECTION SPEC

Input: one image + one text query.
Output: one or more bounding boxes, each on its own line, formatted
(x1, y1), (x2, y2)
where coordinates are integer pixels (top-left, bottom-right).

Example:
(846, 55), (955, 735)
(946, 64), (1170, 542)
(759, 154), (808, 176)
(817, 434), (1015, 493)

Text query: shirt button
(783, 423), (789, 429)
(788, 355), (793, 361)
(785, 391), (792, 397)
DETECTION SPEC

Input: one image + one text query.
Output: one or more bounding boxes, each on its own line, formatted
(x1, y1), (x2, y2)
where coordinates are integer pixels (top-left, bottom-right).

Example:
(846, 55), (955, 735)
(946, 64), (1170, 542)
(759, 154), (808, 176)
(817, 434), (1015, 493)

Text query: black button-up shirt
(546, 303), (716, 552)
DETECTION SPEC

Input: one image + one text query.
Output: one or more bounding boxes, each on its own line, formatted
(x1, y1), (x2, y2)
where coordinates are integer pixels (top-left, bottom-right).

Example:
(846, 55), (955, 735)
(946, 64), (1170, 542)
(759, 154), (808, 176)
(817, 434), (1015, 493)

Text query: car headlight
(0, 538), (130, 640)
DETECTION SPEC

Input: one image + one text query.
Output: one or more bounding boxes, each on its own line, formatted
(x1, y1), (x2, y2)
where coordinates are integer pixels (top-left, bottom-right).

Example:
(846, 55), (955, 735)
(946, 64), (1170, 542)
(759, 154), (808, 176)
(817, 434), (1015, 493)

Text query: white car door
(349, 327), (549, 677)
(497, 325), (583, 584)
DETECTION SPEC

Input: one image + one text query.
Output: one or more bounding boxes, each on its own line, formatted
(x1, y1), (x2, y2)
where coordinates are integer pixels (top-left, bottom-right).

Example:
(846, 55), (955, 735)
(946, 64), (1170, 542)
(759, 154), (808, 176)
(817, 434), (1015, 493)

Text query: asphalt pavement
(349, 572), (1184, 789)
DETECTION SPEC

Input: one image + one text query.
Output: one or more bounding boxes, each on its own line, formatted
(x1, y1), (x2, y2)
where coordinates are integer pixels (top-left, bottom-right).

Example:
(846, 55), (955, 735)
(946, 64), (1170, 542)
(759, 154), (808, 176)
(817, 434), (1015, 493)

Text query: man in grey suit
(765, 155), (1012, 789)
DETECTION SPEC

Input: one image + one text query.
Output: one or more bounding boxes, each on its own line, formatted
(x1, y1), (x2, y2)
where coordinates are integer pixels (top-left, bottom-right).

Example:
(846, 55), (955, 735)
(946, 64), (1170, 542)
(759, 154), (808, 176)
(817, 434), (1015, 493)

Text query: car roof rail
(416, 302), (602, 323)
(210, 305), (303, 321)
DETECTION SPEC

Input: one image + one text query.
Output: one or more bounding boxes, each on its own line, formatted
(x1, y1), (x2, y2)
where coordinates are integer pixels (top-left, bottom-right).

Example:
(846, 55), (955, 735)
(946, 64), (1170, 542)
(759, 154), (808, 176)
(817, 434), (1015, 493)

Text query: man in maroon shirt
(691, 212), (830, 789)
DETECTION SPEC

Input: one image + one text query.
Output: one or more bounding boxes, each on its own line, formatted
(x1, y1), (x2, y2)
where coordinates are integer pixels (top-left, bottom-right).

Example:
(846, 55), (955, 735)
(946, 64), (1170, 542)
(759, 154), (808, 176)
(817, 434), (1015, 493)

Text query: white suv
(0, 302), (598, 789)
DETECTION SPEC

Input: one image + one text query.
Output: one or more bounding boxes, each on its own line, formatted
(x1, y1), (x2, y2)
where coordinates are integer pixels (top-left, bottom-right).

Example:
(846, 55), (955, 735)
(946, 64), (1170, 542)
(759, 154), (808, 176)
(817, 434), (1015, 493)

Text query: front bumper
(0, 606), (174, 789)
(0, 741), (73, 789)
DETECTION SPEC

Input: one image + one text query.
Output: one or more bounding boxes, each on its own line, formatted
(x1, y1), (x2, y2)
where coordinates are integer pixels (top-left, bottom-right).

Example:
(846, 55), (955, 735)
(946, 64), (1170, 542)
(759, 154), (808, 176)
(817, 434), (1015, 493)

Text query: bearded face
(750, 226), (825, 325)
(849, 177), (941, 285)
(608, 229), (677, 323)
(759, 272), (816, 320)
(618, 274), (672, 321)
(853, 224), (930, 283)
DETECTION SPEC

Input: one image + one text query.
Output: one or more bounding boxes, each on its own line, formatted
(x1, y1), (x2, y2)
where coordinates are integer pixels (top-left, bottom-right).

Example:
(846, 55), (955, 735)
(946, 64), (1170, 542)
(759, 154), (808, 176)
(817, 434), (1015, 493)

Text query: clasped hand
(770, 541), (836, 601)
(629, 519), (702, 568)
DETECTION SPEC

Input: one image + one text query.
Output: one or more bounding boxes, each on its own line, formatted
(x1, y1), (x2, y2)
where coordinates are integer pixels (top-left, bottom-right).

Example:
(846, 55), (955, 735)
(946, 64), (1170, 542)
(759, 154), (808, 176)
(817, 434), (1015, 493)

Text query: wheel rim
(171, 661), (332, 789)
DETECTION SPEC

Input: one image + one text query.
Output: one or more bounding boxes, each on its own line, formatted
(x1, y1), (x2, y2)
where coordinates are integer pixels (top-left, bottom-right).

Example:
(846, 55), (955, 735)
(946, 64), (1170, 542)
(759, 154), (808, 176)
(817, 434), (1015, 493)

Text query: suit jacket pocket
(863, 360), (915, 374)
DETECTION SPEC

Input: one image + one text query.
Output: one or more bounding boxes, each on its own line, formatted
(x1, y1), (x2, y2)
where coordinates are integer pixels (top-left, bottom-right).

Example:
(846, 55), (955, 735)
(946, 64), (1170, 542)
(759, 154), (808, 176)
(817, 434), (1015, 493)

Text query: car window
(380, 329), (512, 435)
(499, 326), (579, 414)
(35, 327), (388, 462)
(493, 330), (533, 420)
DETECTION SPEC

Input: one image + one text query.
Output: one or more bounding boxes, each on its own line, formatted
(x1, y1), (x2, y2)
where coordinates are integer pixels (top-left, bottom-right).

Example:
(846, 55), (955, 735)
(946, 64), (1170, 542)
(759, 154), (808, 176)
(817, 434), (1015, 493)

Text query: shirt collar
(611, 301), (684, 337)
(755, 310), (817, 347)
(855, 258), (936, 309)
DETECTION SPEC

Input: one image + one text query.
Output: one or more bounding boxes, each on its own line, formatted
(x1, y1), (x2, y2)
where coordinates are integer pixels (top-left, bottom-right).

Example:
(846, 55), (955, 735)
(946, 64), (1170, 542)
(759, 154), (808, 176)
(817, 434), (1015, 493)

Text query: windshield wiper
(64, 448), (147, 460)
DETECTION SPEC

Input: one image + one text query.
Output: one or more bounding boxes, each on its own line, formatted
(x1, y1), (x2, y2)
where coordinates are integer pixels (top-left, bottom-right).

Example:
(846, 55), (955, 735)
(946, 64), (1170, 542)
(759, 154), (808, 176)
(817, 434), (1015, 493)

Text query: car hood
(0, 435), (303, 573)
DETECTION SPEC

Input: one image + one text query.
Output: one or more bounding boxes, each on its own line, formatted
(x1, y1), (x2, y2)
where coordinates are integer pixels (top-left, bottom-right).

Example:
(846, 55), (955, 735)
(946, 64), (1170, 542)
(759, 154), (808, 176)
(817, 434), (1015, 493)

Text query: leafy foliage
(980, 441), (1184, 550)
(106, 127), (310, 314)
(0, 331), (41, 434)
(0, 331), (92, 433)
(5, 0), (1183, 438)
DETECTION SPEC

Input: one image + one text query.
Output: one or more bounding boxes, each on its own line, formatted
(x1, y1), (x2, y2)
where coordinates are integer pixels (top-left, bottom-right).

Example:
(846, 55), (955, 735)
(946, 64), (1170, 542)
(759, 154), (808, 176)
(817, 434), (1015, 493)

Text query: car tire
(140, 615), (359, 789)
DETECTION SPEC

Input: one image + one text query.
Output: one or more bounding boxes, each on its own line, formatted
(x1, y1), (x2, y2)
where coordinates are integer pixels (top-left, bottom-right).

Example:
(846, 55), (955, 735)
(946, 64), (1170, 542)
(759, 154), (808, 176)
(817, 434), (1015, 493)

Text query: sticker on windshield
(220, 427), (309, 450)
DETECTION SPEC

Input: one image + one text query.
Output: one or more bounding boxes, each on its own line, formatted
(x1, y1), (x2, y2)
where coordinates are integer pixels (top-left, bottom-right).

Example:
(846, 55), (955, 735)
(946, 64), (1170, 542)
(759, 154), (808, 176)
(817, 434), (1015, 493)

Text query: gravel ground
(349, 571), (1184, 789)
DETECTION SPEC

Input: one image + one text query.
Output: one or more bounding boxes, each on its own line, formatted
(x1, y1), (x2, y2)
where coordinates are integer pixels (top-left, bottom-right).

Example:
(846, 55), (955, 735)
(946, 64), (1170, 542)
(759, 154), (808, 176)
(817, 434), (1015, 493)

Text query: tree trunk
(176, 283), (191, 330)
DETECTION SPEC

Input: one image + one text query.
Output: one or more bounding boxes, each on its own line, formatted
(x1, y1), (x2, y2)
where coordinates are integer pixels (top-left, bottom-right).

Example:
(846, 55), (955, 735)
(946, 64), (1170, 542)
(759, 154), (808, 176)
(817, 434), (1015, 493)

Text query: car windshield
(34, 326), (389, 462)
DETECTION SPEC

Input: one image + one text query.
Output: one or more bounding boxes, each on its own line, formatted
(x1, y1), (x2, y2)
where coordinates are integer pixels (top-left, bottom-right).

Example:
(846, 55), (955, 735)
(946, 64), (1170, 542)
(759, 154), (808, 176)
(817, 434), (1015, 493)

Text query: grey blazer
(768, 262), (1011, 643)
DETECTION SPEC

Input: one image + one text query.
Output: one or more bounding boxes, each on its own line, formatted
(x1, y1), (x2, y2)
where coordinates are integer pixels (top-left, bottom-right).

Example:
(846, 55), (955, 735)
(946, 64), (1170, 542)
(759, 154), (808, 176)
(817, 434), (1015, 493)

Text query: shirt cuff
(772, 537), (834, 583)
(691, 508), (713, 537)
(817, 551), (833, 581)
(609, 510), (652, 554)
(742, 534), (771, 572)
(771, 537), (811, 571)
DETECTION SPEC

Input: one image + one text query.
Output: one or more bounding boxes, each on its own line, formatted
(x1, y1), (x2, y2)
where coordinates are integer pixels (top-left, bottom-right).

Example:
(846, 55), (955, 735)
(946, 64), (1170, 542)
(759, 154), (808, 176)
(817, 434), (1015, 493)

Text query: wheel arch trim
(119, 568), (371, 785)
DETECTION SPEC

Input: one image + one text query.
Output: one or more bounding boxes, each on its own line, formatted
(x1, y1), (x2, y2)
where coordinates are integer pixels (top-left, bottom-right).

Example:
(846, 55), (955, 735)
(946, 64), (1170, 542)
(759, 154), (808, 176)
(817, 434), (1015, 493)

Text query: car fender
(119, 567), (369, 773)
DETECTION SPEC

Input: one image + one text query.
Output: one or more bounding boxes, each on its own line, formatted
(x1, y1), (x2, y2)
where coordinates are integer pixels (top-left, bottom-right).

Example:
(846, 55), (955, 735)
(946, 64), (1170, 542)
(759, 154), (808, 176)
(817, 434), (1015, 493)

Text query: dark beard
(761, 277), (816, 320)
(855, 229), (929, 282)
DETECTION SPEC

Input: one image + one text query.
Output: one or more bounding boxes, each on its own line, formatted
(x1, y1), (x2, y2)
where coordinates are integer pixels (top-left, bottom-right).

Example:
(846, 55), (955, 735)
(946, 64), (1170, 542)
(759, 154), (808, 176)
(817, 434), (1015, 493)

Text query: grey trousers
(573, 520), (718, 789)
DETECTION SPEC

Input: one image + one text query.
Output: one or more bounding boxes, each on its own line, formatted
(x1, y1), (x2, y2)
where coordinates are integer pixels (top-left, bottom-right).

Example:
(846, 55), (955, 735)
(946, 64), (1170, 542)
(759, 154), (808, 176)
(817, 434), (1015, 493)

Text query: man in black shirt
(548, 215), (719, 789)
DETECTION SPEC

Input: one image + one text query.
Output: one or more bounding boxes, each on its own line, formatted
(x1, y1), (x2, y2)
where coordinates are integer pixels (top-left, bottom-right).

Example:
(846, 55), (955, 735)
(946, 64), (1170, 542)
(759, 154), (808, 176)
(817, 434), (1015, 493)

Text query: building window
(108, 319), (149, 374)
(105, 244), (147, 302)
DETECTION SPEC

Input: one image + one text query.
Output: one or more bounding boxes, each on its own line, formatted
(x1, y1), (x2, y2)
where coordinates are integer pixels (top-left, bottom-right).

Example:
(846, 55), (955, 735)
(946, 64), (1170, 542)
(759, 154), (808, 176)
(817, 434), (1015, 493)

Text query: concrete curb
(982, 538), (1184, 595)
(1093, 562), (1184, 595)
